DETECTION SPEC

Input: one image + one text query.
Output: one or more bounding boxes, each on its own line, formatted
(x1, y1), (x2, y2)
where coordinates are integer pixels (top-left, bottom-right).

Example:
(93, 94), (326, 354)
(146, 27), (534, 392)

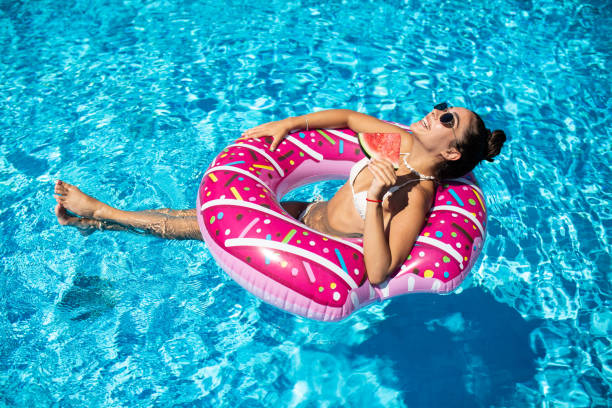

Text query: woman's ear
(441, 147), (461, 162)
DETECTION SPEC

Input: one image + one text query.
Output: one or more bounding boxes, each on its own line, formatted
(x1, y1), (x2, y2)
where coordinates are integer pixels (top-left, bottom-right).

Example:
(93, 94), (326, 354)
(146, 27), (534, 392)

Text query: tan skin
(54, 107), (474, 285)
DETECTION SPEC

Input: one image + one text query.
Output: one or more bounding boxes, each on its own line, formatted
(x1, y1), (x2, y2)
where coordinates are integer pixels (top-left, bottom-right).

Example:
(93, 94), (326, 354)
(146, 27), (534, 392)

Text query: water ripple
(1, 0), (610, 406)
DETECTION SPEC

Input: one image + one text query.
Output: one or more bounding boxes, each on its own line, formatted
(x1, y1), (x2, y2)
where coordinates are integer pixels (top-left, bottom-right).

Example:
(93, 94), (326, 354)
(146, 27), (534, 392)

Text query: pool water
(1, 0), (610, 406)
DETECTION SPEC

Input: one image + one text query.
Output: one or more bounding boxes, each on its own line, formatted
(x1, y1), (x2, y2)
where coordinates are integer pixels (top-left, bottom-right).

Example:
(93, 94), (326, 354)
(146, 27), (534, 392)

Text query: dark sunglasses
(434, 102), (457, 139)
(434, 102), (455, 128)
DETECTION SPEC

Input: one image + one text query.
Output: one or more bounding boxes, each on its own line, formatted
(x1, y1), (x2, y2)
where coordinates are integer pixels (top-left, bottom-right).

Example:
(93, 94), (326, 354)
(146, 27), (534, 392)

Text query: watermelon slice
(358, 133), (402, 168)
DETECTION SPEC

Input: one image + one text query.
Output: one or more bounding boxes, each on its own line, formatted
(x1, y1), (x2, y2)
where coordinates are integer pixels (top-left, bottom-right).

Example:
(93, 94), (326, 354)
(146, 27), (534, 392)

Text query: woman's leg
(54, 180), (202, 240)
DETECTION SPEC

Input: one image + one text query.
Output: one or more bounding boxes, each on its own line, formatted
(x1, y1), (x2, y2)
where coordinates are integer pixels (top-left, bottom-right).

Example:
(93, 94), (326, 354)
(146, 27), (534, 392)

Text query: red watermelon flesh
(358, 133), (402, 168)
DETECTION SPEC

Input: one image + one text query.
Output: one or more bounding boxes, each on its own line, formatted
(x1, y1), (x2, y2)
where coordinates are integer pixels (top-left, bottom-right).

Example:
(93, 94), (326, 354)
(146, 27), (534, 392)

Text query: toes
(55, 180), (68, 195)
(55, 204), (69, 225)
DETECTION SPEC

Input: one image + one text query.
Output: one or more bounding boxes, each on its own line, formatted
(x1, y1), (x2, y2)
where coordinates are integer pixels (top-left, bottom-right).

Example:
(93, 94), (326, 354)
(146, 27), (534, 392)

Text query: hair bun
(484, 129), (506, 162)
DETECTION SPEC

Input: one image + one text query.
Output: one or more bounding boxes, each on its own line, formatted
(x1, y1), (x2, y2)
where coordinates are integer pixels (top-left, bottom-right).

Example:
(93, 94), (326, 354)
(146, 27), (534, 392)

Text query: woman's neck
(400, 144), (438, 179)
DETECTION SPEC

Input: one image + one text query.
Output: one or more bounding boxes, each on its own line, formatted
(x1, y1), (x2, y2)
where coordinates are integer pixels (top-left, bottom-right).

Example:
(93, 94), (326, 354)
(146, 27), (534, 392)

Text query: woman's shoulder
(408, 179), (436, 209)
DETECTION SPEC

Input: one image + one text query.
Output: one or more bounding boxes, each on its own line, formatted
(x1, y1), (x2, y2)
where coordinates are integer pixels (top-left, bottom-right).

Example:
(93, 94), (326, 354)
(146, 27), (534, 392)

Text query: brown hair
(436, 112), (506, 180)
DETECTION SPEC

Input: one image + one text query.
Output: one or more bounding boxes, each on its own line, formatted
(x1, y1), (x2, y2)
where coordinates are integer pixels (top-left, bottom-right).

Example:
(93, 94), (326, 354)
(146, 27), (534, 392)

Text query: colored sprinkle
(224, 174), (238, 187)
(451, 232), (457, 237)
(220, 153), (228, 158)
(282, 229), (297, 243)
(217, 212), (224, 220)
(446, 201), (452, 205)
(339, 139), (344, 154)
(469, 198), (476, 205)
(444, 271), (449, 278)
(230, 186), (243, 200)
(322, 237), (328, 241)
(318, 286), (324, 292)
(334, 248), (348, 275)
(303, 261), (316, 283)
(209, 216), (215, 224)
(253, 164), (274, 171)
(299, 132), (305, 138)
(316, 129), (336, 145)
(302, 231), (309, 236)
(424, 269), (434, 278)
(435, 231), (443, 238)
(278, 150), (294, 160)
(296, 240), (301, 244)
(448, 188), (464, 206)
(424, 232), (430, 236)
(281, 261), (288, 268)
(299, 151), (304, 157)
(330, 282), (337, 289)
(238, 177), (244, 181)
(243, 187), (250, 191)
(225, 160), (245, 166)
(206, 191), (211, 197)
(208, 173), (218, 182)
(289, 160), (294, 165)
(266, 234), (272, 240)
(443, 256), (451, 263)
(473, 189), (485, 211)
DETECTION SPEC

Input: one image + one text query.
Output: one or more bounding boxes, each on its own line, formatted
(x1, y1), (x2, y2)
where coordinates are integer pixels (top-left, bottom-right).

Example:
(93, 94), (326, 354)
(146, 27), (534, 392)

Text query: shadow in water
(57, 274), (117, 321)
(350, 288), (541, 407)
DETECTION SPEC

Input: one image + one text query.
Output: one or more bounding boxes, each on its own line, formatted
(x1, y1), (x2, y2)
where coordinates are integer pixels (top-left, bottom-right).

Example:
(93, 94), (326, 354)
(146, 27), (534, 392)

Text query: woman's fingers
(368, 159), (396, 185)
(240, 121), (288, 151)
(269, 134), (284, 151)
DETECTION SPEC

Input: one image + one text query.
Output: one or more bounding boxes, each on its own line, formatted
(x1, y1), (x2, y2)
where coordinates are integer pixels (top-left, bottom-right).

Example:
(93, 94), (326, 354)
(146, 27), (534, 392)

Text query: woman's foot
(54, 180), (111, 220)
(54, 203), (97, 236)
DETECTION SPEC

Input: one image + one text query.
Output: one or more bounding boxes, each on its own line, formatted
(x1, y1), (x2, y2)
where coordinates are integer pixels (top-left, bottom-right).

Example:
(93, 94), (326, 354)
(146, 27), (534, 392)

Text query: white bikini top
(349, 155), (431, 220)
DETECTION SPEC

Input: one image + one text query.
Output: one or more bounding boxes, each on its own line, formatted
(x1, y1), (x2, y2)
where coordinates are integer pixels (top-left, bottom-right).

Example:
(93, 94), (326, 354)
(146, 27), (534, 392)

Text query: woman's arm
(242, 109), (410, 151)
(363, 160), (433, 285)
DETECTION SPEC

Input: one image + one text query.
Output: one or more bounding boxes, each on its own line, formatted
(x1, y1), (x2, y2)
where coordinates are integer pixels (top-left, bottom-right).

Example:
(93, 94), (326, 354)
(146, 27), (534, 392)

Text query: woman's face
(411, 106), (475, 155)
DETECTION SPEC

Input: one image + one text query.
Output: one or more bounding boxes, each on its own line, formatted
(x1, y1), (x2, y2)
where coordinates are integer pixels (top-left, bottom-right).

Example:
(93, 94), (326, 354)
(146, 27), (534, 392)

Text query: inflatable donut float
(197, 124), (487, 321)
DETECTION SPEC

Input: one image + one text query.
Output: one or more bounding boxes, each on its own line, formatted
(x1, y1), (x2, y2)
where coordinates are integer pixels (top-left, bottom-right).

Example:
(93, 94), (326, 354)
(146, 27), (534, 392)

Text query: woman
(54, 105), (506, 284)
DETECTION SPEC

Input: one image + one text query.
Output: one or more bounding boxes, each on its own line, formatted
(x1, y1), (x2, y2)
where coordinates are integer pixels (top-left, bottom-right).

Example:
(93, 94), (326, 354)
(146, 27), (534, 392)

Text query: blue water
(1, 0), (610, 406)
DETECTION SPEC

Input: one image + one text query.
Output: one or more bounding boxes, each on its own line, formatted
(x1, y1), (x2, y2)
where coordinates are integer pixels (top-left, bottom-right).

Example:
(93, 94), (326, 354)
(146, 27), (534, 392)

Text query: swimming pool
(1, 0), (610, 406)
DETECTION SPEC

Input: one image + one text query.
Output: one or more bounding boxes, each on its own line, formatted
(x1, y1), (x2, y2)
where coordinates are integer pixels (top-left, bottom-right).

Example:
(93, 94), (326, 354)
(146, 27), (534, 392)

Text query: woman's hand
(240, 119), (291, 151)
(366, 158), (397, 200)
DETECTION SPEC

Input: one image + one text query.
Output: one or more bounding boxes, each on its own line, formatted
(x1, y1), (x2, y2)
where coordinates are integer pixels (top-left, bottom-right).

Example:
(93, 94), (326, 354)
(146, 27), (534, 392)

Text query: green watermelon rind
(357, 133), (400, 169)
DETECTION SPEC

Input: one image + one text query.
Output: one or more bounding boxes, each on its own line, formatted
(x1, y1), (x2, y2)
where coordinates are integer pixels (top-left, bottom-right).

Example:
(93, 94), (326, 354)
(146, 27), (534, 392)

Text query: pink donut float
(197, 124), (487, 321)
